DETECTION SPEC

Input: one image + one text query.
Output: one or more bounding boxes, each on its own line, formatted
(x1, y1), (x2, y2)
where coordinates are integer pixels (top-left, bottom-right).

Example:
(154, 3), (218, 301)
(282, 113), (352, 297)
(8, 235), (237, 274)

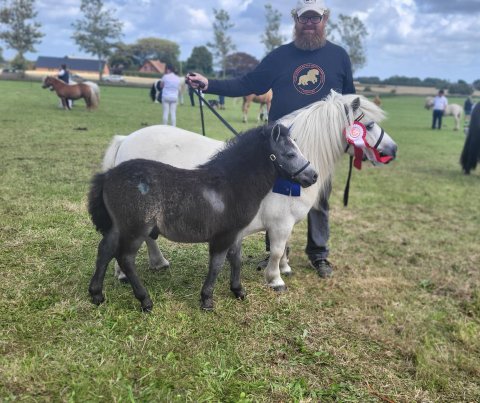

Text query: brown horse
(42, 76), (99, 110)
(242, 90), (273, 123)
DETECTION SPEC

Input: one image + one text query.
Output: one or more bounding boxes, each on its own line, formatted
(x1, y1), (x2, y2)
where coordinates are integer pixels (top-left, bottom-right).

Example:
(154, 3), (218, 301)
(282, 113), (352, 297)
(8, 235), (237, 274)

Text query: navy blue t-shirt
(206, 41), (356, 122)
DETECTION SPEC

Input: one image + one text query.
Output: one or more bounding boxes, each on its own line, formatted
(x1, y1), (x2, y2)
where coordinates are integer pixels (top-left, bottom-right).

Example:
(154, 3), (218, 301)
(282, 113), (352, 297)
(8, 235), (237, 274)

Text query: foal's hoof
(271, 285), (288, 293)
(91, 294), (105, 305)
(141, 298), (153, 312)
(119, 276), (130, 284)
(231, 287), (246, 300)
(201, 298), (214, 311)
(151, 262), (170, 271)
(281, 270), (294, 277)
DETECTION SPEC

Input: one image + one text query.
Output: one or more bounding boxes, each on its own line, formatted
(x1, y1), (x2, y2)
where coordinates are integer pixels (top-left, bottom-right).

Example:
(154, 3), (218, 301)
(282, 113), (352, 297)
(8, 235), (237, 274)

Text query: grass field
(1, 79), (479, 402)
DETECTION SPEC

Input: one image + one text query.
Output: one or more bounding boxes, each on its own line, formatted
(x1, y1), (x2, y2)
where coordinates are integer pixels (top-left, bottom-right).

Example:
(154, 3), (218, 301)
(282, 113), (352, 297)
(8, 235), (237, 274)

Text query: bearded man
(187, 0), (355, 278)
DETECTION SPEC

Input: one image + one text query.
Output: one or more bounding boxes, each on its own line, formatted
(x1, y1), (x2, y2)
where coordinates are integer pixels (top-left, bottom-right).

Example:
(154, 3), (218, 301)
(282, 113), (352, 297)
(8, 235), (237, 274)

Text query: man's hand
(186, 72), (208, 91)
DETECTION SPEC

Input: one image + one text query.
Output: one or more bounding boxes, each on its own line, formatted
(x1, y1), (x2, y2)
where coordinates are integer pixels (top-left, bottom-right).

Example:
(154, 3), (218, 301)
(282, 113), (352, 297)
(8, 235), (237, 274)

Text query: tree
(261, 4), (284, 55)
(448, 80), (473, 96)
(185, 46), (213, 75)
(473, 79), (480, 91)
(130, 37), (180, 70)
(0, 0), (43, 69)
(329, 14), (367, 74)
(225, 52), (259, 77)
(207, 8), (236, 78)
(0, 46), (4, 63)
(71, 0), (123, 79)
(109, 42), (138, 71)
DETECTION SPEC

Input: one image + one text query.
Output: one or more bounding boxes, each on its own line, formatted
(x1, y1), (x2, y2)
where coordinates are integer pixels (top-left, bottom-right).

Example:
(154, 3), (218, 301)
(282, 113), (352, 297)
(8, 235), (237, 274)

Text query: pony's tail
(85, 82), (99, 109)
(89, 86), (99, 109)
(101, 135), (126, 171)
(88, 173), (112, 235)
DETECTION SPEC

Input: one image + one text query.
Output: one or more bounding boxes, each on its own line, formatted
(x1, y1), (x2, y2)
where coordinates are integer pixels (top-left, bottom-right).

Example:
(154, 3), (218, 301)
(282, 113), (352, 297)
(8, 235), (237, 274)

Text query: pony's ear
(351, 97), (361, 112)
(270, 124), (282, 142)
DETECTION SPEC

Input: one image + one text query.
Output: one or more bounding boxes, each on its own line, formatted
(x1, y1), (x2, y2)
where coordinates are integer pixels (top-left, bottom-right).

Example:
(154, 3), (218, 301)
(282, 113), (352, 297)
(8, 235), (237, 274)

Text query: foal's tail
(88, 173), (112, 235)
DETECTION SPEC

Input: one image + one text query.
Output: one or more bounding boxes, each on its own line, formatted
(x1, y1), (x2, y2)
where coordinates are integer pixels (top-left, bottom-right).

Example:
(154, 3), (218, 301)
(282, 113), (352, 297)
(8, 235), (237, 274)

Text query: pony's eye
(365, 122), (375, 130)
(286, 152), (296, 159)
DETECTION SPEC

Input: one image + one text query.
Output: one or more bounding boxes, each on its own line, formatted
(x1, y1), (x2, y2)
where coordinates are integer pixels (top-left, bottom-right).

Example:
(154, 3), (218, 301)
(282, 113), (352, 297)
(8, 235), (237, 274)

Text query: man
(187, 0), (355, 278)
(432, 90), (448, 130)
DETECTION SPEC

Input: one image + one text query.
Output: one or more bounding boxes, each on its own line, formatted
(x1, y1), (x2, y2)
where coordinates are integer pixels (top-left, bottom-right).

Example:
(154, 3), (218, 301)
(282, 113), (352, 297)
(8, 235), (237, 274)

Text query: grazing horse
(88, 124), (317, 311)
(460, 102), (480, 174)
(103, 91), (397, 291)
(242, 90), (273, 123)
(425, 96), (463, 130)
(42, 76), (99, 110)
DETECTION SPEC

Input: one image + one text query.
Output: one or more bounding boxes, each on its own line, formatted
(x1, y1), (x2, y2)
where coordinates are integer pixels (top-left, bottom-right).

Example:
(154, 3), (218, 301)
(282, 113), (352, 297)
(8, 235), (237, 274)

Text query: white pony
(103, 91), (397, 290)
(425, 96), (463, 130)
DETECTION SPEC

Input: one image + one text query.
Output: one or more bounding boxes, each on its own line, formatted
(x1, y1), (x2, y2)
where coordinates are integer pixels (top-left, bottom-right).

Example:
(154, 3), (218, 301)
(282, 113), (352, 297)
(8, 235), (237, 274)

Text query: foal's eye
(365, 122), (375, 130)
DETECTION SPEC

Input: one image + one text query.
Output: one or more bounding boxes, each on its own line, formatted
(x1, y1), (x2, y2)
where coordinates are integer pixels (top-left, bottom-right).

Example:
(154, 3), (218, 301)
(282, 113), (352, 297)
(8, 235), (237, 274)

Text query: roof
(35, 56), (106, 72)
(141, 59), (166, 73)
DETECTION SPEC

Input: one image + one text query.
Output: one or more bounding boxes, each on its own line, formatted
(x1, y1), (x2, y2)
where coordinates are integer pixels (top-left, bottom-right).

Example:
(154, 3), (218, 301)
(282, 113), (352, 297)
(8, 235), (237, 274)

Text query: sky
(3, 0), (480, 83)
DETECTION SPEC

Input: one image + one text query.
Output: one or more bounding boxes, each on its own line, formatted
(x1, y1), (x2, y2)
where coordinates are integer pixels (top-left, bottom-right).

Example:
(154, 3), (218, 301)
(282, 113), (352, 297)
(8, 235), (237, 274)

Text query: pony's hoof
(141, 298), (153, 312)
(231, 287), (246, 300)
(271, 285), (288, 293)
(91, 294), (105, 305)
(281, 270), (294, 277)
(201, 298), (214, 311)
(119, 276), (129, 284)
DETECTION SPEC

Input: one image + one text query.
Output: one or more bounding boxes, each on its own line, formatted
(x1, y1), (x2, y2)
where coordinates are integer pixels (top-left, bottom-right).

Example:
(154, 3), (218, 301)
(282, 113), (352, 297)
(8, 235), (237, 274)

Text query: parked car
(102, 74), (125, 83)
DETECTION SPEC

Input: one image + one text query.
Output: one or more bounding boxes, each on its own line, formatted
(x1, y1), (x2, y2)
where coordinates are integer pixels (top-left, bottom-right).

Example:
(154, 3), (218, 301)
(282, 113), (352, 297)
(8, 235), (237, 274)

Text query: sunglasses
(297, 15), (323, 24)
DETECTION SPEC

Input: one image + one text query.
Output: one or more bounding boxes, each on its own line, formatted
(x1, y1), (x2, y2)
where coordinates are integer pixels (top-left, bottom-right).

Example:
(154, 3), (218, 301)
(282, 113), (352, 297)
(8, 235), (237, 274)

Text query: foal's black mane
(199, 123), (287, 173)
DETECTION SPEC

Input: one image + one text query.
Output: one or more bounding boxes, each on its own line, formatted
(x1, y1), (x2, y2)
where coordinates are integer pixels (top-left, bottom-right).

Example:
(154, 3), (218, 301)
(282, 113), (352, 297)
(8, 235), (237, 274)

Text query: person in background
(160, 64), (181, 126)
(187, 0), (355, 278)
(188, 83), (196, 106)
(432, 89), (448, 130)
(464, 95), (473, 126)
(218, 95), (225, 110)
(57, 64), (72, 108)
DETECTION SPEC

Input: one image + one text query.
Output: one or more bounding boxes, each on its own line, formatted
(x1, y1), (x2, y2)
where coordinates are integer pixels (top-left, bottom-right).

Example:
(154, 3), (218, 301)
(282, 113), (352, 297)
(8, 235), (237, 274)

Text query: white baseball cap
(295, 0), (327, 16)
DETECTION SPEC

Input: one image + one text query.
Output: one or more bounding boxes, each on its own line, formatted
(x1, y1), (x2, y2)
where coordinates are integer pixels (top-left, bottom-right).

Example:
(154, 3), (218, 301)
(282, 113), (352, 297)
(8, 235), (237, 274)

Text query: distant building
(139, 60), (165, 74)
(35, 56), (110, 76)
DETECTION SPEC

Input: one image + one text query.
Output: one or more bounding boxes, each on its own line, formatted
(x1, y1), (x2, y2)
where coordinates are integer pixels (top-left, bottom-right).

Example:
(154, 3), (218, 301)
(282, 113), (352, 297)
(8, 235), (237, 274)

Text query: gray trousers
(265, 180), (331, 262)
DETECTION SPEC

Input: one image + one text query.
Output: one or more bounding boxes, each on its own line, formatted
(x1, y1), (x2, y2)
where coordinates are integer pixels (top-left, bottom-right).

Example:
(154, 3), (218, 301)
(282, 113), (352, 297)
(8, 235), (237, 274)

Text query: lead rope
(343, 156), (354, 206)
(188, 77), (239, 137)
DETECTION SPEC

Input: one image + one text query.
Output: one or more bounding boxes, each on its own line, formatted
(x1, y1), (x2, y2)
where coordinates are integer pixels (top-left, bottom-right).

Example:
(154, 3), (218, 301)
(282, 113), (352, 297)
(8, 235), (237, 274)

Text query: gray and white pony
(102, 91), (398, 291)
(425, 96), (463, 130)
(89, 124), (317, 311)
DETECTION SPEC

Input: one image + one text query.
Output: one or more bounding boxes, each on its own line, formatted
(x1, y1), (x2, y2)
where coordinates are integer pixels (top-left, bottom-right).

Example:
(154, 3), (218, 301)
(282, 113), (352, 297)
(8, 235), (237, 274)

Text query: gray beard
(293, 27), (327, 50)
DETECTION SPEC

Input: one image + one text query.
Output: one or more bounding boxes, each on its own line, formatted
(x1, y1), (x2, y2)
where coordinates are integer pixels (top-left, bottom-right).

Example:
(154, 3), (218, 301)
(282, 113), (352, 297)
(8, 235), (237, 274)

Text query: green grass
(1, 80), (479, 401)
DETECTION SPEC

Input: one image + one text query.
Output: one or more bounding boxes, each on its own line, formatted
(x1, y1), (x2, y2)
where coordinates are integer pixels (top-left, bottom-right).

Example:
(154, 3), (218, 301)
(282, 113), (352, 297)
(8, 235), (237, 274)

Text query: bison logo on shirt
(293, 63), (325, 95)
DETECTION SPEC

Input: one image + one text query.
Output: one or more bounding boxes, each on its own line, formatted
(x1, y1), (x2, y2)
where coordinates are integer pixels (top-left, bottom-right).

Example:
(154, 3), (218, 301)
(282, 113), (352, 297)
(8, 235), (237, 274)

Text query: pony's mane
(199, 124), (284, 172)
(278, 90), (386, 194)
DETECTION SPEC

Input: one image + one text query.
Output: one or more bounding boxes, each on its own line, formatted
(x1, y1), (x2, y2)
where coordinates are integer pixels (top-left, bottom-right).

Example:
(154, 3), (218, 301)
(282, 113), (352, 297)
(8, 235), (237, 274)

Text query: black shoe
(310, 259), (333, 278)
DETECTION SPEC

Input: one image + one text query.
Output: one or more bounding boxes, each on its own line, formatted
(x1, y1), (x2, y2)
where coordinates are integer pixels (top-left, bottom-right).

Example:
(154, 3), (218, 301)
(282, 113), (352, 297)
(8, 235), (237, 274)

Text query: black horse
(88, 124), (317, 311)
(460, 103), (480, 174)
